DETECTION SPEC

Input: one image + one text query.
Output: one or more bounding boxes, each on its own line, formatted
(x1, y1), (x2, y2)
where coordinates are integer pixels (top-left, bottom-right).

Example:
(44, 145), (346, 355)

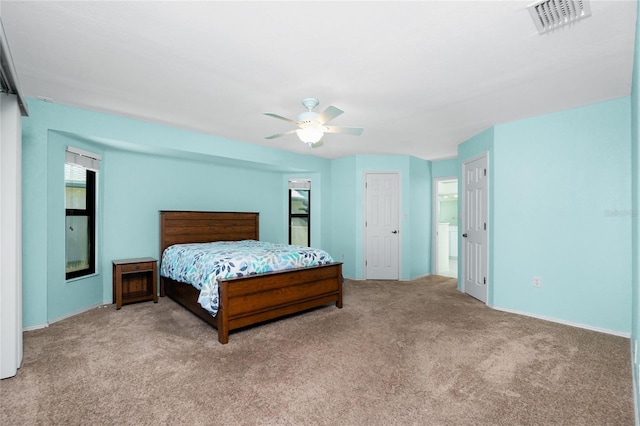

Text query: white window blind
(66, 146), (101, 171)
(288, 179), (311, 190)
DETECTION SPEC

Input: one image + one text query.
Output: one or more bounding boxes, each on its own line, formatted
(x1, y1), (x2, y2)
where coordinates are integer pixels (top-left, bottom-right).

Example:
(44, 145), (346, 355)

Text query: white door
(461, 154), (488, 303)
(365, 173), (400, 280)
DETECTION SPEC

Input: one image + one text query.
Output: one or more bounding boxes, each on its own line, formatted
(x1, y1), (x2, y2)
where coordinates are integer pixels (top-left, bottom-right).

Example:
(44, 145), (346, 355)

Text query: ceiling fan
(264, 98), (363, 148)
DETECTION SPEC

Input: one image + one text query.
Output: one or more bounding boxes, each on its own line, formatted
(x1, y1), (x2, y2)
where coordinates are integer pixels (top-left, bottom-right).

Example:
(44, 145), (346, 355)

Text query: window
(65, 147), (100, 279)
(289, 180), (310, 247)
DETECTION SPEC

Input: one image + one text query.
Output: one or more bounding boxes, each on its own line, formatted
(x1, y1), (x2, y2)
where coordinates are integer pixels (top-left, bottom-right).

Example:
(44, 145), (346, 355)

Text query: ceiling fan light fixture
(296, 126), (324, 145)
(264, 97), (362, 147)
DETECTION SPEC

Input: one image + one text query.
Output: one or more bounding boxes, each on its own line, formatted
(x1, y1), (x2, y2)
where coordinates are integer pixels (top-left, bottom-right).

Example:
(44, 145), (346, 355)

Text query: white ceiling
(1, 1), (637, 161)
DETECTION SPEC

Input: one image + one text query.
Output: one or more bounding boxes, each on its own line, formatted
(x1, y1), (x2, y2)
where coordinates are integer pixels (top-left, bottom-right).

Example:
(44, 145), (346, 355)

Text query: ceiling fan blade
(311, 140), (324, 148)
(324, 126), (363, 136)
(264, 112), (299, 126)
(265, 129), (297, 139)
(315, 106), (343, 125)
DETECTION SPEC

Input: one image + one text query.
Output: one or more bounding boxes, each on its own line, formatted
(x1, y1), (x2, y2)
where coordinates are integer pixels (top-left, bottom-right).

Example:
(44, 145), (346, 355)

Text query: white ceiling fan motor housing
(298, 98), (321, 127)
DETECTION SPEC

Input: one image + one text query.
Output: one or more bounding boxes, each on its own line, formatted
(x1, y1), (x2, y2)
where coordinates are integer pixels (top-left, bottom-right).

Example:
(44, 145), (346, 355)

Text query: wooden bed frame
(159, 211), (343, 344)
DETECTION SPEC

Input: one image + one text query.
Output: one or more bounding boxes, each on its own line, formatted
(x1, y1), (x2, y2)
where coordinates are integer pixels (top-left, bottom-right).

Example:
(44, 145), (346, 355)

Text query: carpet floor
(1, 275), (634, 425)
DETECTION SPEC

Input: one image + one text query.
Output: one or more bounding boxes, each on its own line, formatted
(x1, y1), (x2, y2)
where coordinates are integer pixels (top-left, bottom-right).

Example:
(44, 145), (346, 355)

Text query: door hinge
(365, 260), (367, 266)
(484, 222), (486, 230)
(483, 277), (486, 285)
(484, 168), (487, 176)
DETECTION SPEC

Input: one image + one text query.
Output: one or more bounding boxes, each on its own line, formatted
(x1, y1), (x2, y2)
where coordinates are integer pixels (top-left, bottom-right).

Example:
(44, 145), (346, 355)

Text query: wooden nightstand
(112, 257), (158, 309)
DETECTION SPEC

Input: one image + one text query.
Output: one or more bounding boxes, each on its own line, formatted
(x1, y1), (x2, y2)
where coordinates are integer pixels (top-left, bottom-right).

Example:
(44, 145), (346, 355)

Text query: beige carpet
(1, 276), (634, 425)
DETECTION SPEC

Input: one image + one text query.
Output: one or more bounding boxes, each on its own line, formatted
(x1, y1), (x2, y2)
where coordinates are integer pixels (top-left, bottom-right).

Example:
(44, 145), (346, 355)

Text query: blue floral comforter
(160, 240), (334, 316)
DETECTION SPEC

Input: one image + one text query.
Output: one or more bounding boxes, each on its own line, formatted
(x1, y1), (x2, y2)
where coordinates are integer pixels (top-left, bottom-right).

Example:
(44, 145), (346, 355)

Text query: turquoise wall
(409, 156), (432, 278)
(330, 156), (357, 277)
(630, 0), (639, 419)
(493, 98), (632, 333)
(101, 150), (287, 303)
(22, 121), (49, 327)
(432, 158), (457, 178)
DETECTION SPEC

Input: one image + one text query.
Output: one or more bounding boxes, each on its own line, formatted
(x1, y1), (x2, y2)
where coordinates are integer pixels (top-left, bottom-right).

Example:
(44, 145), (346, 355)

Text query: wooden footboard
(162, 262), (342, 343)
(218, 263), (342, 343)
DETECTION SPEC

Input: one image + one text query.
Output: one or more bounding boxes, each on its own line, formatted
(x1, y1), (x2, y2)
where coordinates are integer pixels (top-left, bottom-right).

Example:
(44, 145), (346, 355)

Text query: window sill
(66, 272), (100, 283)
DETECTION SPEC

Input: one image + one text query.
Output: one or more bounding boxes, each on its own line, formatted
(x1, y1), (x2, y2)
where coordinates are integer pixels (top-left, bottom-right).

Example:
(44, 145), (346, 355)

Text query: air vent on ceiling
(528, 0), (592, 34)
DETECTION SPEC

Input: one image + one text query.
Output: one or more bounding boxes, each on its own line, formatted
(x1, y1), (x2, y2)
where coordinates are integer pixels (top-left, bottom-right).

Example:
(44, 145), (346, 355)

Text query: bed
(159, 211), (343, 344)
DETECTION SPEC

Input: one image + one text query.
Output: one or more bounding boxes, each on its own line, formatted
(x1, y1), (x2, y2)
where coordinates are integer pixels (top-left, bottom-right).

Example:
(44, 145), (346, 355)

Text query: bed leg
(336, 268), (343, 308)
(218, 280), (229, 344)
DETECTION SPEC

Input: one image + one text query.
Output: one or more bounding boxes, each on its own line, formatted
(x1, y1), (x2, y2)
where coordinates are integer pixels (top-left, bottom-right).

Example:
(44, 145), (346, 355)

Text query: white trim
(632, 339), (639, 426)
(490, 304), (631, 338)
(66, 146), (101, 171)
(46, 302), (107, 325)
(350, 273), (438, 282)
(23, 302), (109, 331)
(401, 273), (432, 281)
(65, 272), (100, 284)
(633, 375), (638, 426)
(288, 179), (311, 190)
(0, 19), (29, 115)
(23, 323), (48, 332)
(66, 146), (102, 161)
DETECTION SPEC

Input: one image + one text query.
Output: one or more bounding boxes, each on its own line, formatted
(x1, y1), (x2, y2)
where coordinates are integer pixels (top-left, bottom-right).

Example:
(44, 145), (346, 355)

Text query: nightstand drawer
(119, 262), (155, 273)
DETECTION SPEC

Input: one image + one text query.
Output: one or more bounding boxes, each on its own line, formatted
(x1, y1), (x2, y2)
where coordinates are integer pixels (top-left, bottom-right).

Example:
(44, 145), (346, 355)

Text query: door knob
(392, 230), (398, 234)
(462, 233), (468, 238)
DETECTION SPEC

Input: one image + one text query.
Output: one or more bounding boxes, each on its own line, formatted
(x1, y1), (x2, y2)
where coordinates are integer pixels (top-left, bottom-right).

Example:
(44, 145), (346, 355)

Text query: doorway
(433, 177), (458, 278)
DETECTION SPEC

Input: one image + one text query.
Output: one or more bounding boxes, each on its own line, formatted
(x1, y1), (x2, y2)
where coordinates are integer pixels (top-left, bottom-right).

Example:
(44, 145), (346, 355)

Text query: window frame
(288, 188), (311, 247)
(65, 166), (97, 280)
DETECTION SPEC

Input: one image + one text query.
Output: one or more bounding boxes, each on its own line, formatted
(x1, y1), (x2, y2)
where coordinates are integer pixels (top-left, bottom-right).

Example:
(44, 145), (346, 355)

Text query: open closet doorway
(432, 177), (458, 278)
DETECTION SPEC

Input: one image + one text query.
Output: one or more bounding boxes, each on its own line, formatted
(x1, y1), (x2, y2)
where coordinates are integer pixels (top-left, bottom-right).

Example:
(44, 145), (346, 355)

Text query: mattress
(160, 240), (334, 316)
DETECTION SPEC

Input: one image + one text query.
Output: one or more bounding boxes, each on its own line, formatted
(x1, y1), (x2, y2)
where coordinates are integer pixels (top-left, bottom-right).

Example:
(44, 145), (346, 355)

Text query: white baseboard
(345, 273), (437, 281)
(631, 364), (640, 426)
(490, 304), (631, 338)
(23, 323), (48, 332)
(48, 302), (110, 325)
(401, 273), (432, 281)
(343, 276), (364, 281)
(25, 302), (110, 332)
(632, 350), (639, 426)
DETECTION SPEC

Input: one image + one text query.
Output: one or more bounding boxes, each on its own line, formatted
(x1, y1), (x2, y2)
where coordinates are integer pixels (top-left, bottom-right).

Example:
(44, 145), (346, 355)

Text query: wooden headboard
(159, 211), (259, 255)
